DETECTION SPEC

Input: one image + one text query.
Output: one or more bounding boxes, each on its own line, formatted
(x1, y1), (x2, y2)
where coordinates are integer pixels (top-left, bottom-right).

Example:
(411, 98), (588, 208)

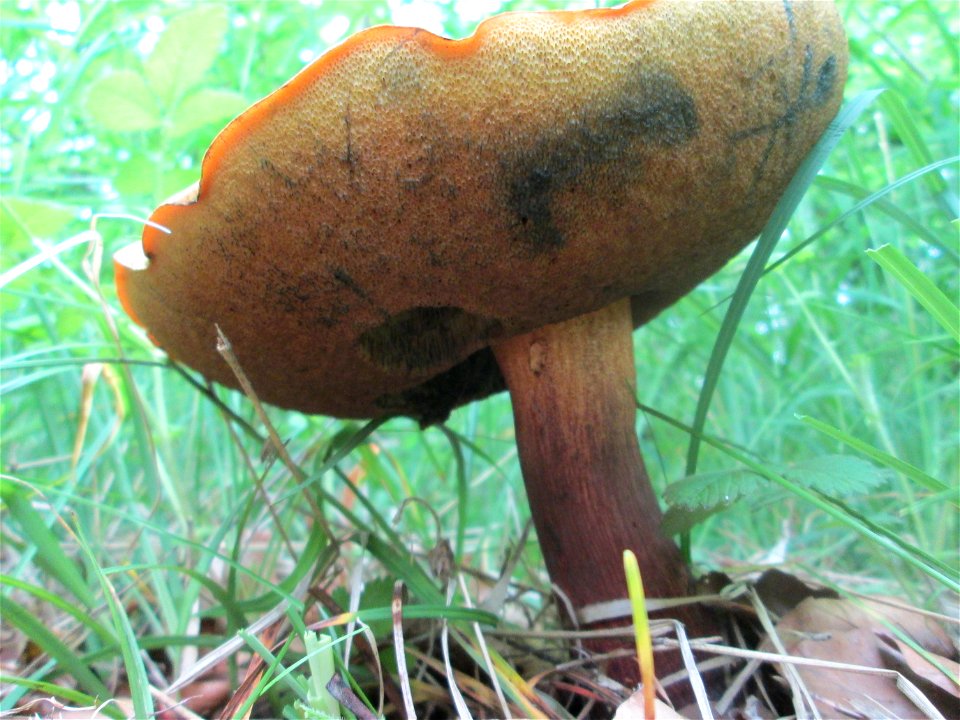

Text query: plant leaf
(75, 529), (155, 720)
(662, 503), (730, 538)
(144, 5), (229, 106)
(1, 598), (112, 703)
(664, 469), (764, 510)
(798, 415), (948, 493)
(782, 455), (888, 496)
(84, 70), (160, 132)
(0, 481), (95, 608)
(169, 87), (248, 138)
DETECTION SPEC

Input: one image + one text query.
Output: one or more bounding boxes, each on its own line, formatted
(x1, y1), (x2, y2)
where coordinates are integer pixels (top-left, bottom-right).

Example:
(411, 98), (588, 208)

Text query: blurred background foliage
(1, 0), (957, 713)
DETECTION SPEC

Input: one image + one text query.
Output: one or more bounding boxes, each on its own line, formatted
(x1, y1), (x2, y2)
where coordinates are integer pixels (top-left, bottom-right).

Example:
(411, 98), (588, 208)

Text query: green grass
(2, 0), (958, 716)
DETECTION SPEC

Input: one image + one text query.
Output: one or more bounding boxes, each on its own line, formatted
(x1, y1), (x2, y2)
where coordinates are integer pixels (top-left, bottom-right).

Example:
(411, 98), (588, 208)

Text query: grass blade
(866, 243), (960, 342)
(1, 598), (112, 703)
(684, 90), (884, 483)
(73, 527), (155, 720)
(623, 550), (655, 719)
(0, 481), (96, 609)
(0, 574), (115, 646)
(0, 674), (124, 719)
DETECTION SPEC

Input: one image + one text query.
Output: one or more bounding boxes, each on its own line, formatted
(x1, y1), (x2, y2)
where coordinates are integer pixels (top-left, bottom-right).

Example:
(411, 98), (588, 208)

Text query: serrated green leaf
(798, 415), (948, 493)
(642, 402), (959, 592)
(662, 503), (730, 538)
(169, 87), (248, 138)
(782, 455), (888, 496)
(85, 70), (160, 132)
(663, 469), (764, 510)
(145, 5), (229, 106)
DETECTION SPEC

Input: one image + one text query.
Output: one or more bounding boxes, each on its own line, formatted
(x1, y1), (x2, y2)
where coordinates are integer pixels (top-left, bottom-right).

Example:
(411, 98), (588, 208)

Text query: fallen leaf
(876, 629), (960, 714)
(762, 597), (954, 719)
(862, 598), (957, 658)
(753, 569), (838, 617)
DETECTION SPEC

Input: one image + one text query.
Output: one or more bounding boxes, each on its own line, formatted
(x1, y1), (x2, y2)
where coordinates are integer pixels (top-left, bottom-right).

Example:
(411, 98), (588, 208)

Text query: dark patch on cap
(782, 0), (797, 41)
(504, 69), (698, 253)
(731, 42), (841, 192)
(375, 348), (506, 426)
(359, 305), (503, 372)
(811, 55), (838, 107)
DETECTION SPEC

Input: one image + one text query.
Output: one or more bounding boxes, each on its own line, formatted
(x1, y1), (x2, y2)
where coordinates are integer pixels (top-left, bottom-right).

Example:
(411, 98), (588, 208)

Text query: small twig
(218, 407), (297, 558)
(749, 588), (819, 720)
(166, 574), (313, 694)
(170, 362), (264, 442)
(215, 325), (332, 537)
(458, 573), (512, 719)
(392, 580), (417, 720)
(440, 582), (474, 720)
(325, 674), (377, 720)
(394, 497), (454, 585)
(665, 618), (713, 720)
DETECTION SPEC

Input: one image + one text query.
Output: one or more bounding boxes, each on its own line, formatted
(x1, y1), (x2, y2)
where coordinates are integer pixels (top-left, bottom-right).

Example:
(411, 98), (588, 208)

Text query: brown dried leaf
(764, 597), (951, 719)
(752, 569), (838, 617)
(878, 633), (960, 699)
(788, 626), (918, 717)
(877, 630), (960, 710)
(863, 598), (958, 658)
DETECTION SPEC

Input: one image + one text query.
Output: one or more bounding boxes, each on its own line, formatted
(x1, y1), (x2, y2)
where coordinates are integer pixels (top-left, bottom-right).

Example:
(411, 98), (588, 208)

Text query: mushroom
(115, 0), (846, 688)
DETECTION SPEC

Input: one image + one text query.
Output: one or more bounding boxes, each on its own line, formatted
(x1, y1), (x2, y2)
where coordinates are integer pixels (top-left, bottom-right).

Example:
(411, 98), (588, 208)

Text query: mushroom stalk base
(492, 298), (711, 686)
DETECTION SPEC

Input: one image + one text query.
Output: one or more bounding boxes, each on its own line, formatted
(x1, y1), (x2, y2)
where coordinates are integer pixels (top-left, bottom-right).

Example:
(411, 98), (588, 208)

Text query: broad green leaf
(169, 87), (248, 138)
(85, 70), (160, 132)
(145, 5), (229, 106)
(1, 197), (78, 249)
(782, 455), (888, 496)
(867, 243), (960, 343)
(114, 153), (159, 197)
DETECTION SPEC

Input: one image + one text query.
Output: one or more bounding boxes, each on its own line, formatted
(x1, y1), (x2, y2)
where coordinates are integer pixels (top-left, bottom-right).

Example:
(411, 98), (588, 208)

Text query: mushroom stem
(492, 297), (714, 684)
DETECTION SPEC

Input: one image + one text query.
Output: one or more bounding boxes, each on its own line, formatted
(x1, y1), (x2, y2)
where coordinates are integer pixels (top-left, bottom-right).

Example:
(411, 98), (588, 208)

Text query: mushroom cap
(115, 0), (847, 423)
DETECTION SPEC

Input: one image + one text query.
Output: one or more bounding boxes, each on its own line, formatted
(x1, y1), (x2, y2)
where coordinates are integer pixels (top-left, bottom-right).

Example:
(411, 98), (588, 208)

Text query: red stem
(492, 298), (719, 689)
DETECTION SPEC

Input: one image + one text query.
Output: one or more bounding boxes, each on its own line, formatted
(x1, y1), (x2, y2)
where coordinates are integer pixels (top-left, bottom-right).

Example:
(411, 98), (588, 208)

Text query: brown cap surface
(115, 0), (847, 423)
